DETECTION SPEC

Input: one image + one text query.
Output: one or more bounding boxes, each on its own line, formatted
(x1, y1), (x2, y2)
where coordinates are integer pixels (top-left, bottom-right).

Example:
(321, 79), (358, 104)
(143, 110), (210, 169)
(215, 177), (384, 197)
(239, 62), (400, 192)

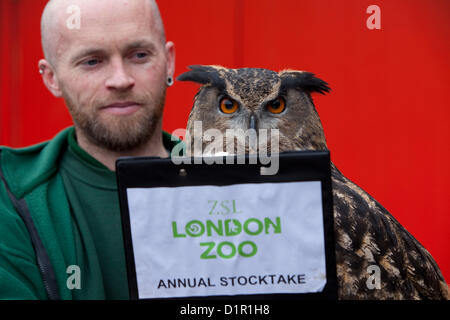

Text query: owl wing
(330, 164), (449, 300)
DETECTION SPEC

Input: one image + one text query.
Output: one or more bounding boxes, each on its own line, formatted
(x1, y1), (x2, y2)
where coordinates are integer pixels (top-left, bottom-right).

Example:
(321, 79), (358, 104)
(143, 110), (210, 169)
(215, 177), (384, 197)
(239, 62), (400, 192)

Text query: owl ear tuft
(279, 71), (331, 95)
(177, 65), (226, 91)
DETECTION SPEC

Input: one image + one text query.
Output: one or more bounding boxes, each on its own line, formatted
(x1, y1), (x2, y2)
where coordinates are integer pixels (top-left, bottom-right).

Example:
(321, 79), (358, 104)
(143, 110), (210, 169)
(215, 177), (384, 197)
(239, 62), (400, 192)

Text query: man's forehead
(65, 22), (155, 45)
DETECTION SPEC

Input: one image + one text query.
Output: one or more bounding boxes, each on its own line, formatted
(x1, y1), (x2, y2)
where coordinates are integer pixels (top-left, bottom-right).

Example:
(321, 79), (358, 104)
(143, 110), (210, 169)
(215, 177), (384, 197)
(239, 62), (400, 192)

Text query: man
(0, 0), (177, 299)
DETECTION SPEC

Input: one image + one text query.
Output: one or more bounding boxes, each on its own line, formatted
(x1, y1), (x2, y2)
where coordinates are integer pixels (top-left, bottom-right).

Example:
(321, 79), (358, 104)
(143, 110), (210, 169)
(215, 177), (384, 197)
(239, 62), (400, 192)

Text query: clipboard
(116, 151), (337, 300)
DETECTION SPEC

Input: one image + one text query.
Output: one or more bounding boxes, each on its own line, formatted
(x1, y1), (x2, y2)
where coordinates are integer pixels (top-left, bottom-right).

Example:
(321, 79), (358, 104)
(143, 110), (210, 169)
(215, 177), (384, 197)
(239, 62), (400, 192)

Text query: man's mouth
(100, 101), (142, 115)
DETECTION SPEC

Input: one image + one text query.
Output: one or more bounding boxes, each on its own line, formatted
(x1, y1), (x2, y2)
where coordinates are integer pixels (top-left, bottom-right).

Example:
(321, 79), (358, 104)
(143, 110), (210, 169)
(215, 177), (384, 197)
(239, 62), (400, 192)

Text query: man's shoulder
(0, 127), (72, 156)
(0, 127), (72, 198)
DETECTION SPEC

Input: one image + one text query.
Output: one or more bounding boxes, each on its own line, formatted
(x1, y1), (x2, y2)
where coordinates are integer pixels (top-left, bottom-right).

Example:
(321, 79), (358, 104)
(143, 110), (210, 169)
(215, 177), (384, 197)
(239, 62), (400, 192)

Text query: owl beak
(249, 114), (258, 131)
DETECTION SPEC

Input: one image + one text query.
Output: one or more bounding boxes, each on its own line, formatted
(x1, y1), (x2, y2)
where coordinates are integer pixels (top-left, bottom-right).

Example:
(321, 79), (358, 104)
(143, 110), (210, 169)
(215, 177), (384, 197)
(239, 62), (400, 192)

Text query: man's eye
(132, 52), (149, 60)
(83, 59), (101, 67)
(135, 52), (148, 59)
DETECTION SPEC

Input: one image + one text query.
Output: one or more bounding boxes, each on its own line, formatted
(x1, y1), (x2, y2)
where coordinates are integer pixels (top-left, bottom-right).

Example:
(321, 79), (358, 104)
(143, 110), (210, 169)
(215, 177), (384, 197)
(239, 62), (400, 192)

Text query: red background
(1, 0), (449, 283)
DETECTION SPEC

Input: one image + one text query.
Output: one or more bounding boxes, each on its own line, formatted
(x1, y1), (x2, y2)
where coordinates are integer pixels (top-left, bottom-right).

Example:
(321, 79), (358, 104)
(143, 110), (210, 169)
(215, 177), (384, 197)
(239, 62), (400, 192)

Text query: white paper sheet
(127, 181), (326, 299)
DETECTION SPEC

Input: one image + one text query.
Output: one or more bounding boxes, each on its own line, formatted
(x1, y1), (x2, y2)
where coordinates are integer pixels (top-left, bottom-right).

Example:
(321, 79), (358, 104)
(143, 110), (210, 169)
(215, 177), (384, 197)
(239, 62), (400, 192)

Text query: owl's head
(177, 65), (331, 155)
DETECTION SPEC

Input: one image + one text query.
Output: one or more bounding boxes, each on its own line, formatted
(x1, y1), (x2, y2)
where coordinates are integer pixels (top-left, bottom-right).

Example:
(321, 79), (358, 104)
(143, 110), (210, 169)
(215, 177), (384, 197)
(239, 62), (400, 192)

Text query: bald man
(0, 0), (179, 299)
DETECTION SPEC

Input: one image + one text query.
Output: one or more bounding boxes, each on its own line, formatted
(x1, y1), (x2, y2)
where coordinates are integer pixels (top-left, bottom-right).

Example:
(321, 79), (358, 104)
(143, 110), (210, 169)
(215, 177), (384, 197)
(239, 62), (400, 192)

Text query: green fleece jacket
(0, 127), (180, 300)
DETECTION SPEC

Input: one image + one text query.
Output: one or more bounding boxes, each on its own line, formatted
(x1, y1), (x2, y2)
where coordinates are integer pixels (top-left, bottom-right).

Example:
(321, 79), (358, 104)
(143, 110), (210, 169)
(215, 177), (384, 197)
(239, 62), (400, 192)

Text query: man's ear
(165, 41), (176, 81)
(38, 59), (63, 97)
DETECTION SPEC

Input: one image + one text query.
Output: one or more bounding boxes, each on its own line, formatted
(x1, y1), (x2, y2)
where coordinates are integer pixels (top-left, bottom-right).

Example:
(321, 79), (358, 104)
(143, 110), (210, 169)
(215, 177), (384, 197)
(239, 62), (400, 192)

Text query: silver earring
(39, 69), (44, 75)
(167, 76), (174, 87)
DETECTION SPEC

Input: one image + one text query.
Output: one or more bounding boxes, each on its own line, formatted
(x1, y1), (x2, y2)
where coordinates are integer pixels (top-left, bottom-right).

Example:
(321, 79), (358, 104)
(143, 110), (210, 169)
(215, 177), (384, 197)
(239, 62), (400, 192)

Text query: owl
(177, 65), (449, 300)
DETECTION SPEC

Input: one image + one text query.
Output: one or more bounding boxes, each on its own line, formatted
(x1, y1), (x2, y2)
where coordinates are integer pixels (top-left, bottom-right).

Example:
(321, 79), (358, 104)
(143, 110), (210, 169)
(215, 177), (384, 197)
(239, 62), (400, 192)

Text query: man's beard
(64, 90), (166, 152)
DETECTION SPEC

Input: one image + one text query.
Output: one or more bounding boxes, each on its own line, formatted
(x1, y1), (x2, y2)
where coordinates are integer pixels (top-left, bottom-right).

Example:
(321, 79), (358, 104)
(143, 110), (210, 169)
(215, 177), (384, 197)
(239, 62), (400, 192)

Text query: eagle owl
(177, 65), (449, 300)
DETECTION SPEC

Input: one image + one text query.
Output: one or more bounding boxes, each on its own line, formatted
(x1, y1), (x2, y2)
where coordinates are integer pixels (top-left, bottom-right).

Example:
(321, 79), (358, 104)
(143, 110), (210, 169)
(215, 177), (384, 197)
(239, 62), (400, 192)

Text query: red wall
(1, 0), (449, 284)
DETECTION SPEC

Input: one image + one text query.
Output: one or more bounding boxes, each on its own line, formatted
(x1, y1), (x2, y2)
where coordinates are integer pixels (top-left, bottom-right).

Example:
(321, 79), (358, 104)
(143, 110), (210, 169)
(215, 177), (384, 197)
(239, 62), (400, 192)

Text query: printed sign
(127, 181), (327, 299)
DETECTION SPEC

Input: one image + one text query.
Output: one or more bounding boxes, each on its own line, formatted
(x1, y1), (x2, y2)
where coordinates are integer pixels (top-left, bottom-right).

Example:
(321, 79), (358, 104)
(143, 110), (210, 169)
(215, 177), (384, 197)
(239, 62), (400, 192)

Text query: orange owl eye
(267, 97), (286, 114)
(219, 97), (239, 114)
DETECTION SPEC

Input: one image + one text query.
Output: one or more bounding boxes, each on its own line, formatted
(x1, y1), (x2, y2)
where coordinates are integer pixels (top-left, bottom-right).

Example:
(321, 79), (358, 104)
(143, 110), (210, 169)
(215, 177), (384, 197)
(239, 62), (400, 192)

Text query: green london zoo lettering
(172, 217), (282, 260)
(172, 217), (282, 238)
(199, 240), (258, 259)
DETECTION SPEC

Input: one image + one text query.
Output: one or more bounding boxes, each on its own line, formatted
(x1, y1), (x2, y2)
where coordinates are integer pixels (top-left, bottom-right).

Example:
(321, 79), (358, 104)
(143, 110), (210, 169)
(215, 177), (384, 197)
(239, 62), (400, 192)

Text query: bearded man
(0, 0), (177, 299)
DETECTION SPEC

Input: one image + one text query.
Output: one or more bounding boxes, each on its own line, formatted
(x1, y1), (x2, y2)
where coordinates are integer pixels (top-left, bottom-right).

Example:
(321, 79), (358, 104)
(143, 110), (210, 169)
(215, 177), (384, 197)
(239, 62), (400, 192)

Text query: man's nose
(105, 61), (135, 90)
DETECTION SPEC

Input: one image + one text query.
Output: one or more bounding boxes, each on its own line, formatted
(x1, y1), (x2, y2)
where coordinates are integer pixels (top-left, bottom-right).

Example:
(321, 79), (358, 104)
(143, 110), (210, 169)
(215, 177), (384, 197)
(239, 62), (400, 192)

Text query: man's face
(50, 0), (173, 151)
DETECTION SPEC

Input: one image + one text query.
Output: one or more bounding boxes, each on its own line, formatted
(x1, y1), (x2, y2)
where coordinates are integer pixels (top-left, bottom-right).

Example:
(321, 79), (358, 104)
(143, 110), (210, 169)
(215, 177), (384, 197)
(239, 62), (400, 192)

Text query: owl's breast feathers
(330, 164), (449, 299)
